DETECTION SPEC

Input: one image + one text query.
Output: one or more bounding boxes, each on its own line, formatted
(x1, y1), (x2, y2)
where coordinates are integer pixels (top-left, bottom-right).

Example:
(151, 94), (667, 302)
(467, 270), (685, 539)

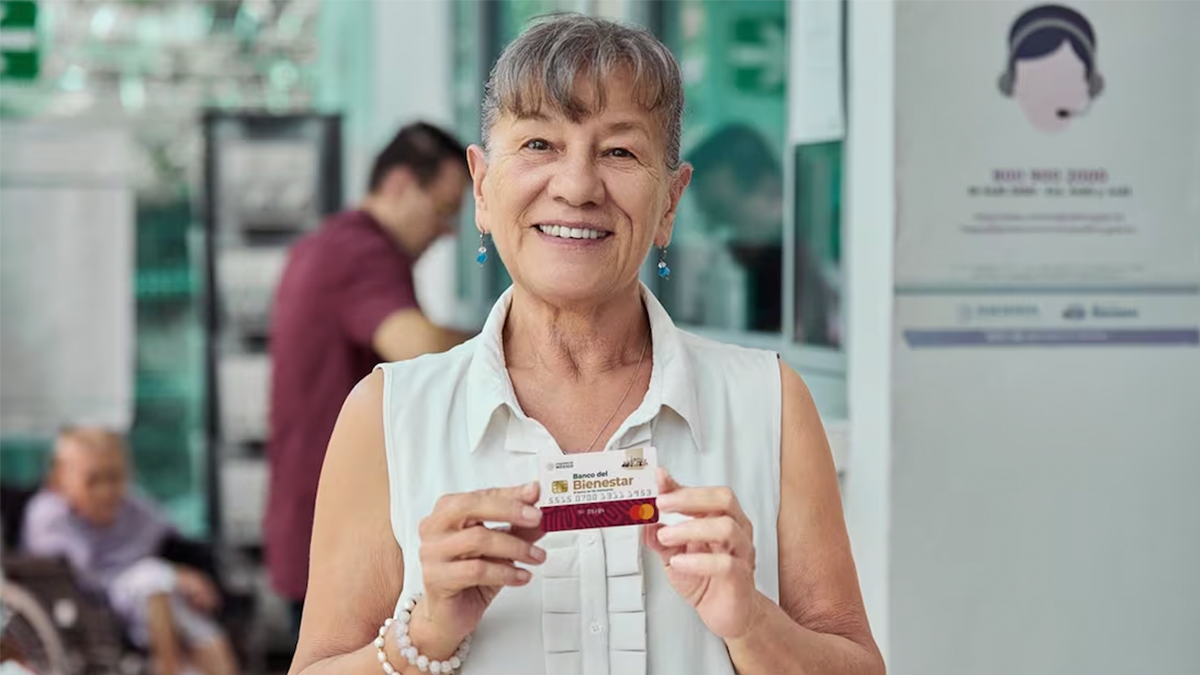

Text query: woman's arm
(724, 363), (884, 675)
(288, 371), (414, 675)
(288, 370), (543, 675)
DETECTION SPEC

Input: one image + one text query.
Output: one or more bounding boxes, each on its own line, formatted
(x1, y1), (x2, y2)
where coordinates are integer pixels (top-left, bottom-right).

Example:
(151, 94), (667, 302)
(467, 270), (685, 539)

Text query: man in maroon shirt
(266, 122), (471, 633)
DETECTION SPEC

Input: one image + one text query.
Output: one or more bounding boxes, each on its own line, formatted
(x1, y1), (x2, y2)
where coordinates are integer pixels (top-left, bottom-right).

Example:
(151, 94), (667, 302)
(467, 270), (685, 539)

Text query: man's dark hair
(687, 123), (780, 191)
(368, 122), (468, 193)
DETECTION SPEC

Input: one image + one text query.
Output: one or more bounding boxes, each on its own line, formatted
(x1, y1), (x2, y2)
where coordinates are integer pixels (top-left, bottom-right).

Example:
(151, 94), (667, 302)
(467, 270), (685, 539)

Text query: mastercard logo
(628, 503), (657, 522)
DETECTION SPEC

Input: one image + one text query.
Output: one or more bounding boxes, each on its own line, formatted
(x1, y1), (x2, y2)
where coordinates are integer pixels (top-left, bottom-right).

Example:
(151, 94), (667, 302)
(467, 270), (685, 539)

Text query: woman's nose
(549, 149), (606, 208)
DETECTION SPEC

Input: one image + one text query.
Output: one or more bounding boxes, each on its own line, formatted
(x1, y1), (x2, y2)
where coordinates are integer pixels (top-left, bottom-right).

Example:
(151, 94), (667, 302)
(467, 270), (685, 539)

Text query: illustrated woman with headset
(998, 4), (1105, 133)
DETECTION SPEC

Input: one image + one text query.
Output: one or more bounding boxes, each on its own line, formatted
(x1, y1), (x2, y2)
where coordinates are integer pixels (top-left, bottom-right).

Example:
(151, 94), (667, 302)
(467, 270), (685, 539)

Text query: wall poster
(896, 0), (1200, 348)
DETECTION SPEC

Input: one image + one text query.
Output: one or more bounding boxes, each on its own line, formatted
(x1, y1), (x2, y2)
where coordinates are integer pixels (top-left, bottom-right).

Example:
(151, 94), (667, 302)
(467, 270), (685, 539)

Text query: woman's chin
(522, 267), (631, 305)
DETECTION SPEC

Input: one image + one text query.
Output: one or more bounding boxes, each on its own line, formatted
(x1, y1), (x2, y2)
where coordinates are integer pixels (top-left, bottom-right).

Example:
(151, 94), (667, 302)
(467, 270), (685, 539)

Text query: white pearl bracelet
(373, 592), (471, 674)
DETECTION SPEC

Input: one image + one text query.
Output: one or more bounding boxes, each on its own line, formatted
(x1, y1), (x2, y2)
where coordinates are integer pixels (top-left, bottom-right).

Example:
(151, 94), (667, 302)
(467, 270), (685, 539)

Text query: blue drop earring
(476, 232), (488, 265)
(657, 246), (671, 279)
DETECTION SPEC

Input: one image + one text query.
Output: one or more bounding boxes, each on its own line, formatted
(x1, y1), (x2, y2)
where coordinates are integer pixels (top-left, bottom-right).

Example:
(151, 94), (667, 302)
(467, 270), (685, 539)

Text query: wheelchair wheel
(2, 579), (73, 675)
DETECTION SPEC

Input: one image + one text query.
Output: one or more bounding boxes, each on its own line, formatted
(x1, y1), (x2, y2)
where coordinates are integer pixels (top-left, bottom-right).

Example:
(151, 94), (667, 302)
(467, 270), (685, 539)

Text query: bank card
(538, 446), (659, 532)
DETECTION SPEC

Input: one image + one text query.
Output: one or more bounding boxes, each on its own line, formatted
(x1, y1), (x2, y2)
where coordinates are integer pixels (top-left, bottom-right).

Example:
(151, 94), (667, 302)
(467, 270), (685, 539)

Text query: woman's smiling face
(469, 69), (691, 307)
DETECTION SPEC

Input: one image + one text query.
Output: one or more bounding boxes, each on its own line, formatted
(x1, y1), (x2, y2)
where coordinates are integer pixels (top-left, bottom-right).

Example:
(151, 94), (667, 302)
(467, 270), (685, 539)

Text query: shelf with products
(201, 111), (342, 548)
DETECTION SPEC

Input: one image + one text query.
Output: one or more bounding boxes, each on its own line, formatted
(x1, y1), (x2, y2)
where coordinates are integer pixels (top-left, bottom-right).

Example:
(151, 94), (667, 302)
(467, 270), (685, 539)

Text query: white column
(842, 0), (895, 660)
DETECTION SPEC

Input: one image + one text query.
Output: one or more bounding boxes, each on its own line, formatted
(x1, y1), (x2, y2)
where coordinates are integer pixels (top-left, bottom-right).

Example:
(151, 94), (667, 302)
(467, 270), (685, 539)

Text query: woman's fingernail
(522, 506), (541, 523)
(530, 546), (547, 562)
(657, 528), (674, 545)
(524, 481), (539, 498)
(516, 569), (532, 583)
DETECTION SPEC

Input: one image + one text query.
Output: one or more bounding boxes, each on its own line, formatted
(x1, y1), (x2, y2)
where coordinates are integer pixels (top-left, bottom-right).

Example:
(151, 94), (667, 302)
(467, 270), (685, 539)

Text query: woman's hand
(411, 482), (547, 656)
(644, 468), (764, 639)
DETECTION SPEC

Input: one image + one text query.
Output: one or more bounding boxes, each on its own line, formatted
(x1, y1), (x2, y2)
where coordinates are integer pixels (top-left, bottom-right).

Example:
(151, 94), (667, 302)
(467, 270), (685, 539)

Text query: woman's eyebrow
(604, 120), (651, 137)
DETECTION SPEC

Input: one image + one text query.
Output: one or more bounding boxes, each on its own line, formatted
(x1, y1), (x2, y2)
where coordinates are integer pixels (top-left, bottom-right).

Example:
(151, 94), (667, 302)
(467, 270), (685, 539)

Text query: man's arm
(334, 239), (472, 363)
(371, 308), (473, 363)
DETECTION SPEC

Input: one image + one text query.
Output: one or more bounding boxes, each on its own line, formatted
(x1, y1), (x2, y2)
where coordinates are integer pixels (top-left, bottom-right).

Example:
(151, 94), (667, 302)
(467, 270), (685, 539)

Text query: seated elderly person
(20, 427), (238, 675)
(290, 14), (883, 675)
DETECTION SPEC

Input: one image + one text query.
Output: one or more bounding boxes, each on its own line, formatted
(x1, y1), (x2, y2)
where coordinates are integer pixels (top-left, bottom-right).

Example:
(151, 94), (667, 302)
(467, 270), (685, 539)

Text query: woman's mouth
(536, 224), (611, 240)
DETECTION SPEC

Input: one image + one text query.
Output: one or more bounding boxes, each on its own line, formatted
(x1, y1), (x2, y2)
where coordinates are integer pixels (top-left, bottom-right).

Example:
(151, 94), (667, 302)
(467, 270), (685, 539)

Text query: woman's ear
(466, 144), (489, 212)
(655, 220), (674, 250)
(657, 163), (693, 247)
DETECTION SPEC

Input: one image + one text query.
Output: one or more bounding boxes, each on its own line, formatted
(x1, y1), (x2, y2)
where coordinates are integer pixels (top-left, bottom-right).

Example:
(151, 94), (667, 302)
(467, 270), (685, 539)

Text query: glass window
(451, 0), (487, 306)
(656, 0), (789, 334)
(794, 141), (843, 348)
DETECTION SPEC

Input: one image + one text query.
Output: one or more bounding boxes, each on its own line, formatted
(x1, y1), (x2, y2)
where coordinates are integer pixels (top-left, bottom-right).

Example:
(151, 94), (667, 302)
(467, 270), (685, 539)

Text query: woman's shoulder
(673, 327), (780, 375)
(375, 336), (478, 375)
(373, 337), (482, 403)
(674, 330), (810, 412)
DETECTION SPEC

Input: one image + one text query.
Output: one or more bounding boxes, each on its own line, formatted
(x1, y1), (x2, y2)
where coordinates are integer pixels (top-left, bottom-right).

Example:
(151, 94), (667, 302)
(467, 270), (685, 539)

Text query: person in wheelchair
(19, 427), (239, 675)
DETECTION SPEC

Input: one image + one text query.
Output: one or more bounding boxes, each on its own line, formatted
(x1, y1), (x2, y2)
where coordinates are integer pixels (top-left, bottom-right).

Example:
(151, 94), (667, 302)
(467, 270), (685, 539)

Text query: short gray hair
(481, 13), (685, 171)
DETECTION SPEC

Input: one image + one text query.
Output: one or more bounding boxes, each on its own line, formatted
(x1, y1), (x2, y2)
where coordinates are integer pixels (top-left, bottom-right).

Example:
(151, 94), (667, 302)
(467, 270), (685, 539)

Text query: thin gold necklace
(584, 330), (650, 452)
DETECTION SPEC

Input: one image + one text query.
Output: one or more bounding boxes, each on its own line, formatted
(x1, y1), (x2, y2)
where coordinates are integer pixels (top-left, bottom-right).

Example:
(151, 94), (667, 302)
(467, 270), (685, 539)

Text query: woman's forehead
(496, 84), (664, 141)
(503, 106), (656, 133)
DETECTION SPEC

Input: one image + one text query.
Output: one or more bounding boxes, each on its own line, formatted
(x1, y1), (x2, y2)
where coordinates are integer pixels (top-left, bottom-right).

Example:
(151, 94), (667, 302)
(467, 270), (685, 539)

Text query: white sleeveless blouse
(377, 284), (781, 675)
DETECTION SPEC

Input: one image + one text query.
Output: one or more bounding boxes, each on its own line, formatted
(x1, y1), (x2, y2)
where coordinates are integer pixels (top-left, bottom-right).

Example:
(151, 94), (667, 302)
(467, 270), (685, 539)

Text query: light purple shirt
(19, 490), (175, 594)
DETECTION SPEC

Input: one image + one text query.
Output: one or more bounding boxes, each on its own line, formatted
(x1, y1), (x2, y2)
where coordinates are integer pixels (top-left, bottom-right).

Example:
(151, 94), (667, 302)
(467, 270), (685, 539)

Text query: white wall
(890, 307), (1200, 675)
(883, 2), (1200, 674)
(0, 122), (136, 435)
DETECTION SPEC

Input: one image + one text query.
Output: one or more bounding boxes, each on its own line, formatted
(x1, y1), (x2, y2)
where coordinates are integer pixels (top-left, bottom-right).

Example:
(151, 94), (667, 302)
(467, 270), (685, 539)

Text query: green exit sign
(1, 0), (39, 81)
(730, 15), (786, 96)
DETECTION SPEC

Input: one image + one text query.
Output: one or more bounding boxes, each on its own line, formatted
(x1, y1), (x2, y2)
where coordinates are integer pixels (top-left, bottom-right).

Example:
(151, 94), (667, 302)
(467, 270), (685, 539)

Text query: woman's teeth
(538, 224), (607, 240)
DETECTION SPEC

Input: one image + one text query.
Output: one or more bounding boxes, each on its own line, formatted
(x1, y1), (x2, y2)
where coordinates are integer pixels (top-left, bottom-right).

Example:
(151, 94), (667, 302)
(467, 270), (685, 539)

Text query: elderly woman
(291, 14), (882, 675)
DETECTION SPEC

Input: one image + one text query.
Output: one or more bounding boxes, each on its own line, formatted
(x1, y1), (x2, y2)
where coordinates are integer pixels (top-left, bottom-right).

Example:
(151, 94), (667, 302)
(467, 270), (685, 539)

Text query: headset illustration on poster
(998, 4), (1105, 133)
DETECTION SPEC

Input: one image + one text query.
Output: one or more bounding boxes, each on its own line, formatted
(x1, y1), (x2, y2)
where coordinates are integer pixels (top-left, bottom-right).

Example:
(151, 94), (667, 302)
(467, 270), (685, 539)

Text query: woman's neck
(503, 283), (650, 381)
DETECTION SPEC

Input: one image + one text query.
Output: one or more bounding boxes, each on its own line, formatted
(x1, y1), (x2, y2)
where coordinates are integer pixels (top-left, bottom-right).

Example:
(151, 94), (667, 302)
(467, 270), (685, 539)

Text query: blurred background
(1, 1), (1197, 674)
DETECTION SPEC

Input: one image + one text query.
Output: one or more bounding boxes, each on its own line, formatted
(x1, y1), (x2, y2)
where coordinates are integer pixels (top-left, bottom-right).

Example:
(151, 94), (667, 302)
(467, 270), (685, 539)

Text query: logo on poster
(1062, 304), (1086, 320)
(998, 4), (1105, 133)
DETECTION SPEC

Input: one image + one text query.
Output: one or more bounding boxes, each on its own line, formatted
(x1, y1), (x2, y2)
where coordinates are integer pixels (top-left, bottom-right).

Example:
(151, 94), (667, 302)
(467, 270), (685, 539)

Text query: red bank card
(537, 446), (659, 532)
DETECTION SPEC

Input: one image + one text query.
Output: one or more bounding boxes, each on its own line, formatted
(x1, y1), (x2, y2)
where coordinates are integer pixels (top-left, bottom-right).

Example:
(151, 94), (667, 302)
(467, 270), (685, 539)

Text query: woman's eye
(524, 139), (550, 151)
(606, 147), (636, 159)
